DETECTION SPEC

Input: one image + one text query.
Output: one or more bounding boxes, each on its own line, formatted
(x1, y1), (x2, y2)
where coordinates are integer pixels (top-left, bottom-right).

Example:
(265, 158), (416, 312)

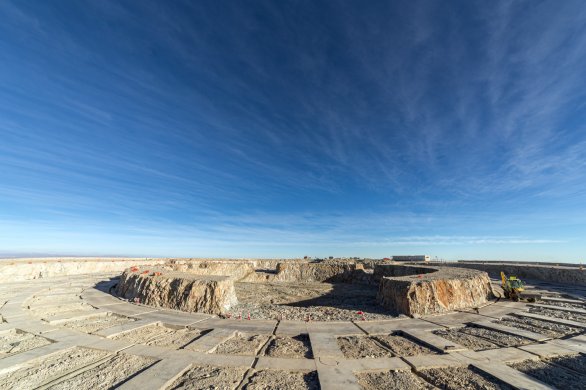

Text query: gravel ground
(0, 346), (112, 389)
(169, 365), (247, 390)
(546, 354), (586, 373)
(60, 313), (135, 333)
(0, 329), (52, 357)
(265, 335), (313, 359)
(231, 282), (398, 321)
(373, 334), (437, 356)
(459, 326), (532, 347)
(243, 370), (319, 390)
(357, 370), (434, 390)
(337, 336), (393, 359)
(419, 366), (513, 390)
(496, 316), (582, 338)
(214, 332), (270, 355)
(529, 307), (586, 322)
(540, 300), (586, 310)
(48, 353), (155, 389)
(509, 359), (586, 388)
(433, 329), (500, 351)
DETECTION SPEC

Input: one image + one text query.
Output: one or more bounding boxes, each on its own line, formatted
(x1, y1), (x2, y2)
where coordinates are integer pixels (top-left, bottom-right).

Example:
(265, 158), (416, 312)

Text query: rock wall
(116, 268), (238, 315)
(442, 262), (586, 286)
(0, 258), (166, 282)
(375, 265), (493, 317)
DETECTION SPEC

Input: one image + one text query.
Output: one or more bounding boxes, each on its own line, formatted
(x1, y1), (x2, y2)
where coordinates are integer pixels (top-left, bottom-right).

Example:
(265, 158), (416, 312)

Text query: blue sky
(1, 1), (585, 261)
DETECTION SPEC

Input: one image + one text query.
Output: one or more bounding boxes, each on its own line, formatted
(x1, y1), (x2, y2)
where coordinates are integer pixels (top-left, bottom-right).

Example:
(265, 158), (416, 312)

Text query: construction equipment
(500, 272), (525, 301)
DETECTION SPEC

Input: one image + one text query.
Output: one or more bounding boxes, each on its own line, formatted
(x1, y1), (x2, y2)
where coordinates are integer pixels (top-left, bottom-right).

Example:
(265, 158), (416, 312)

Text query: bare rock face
(376, 265), (493, 317)
(116, 267), (238, 315)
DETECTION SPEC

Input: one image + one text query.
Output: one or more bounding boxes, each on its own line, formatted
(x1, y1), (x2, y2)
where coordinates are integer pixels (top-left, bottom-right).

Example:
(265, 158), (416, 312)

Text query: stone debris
(419, 366), (513, 390)
(243, 370), (319, 390)
(264, 334), (313, 359)
(529, 306), (586, 323)
(0, 329), (52, 357)
(213, 332), (270, 355)
(357, 370), (434, 390)
(337, 335), (393, 359)
(168, 365), (247, 390)
(545, 354), (586, 374)
(509, 359), (586, 388)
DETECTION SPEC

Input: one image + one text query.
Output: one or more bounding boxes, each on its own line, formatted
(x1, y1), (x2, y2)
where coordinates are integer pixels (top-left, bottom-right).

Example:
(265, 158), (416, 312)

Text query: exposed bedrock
(116, 268), (238, 315)
(375, 265), (494, 317)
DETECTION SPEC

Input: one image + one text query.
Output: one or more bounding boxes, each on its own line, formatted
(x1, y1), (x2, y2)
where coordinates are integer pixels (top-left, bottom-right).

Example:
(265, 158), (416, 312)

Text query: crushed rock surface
(509, 359), (586, 388)
(433, 329), (499, 351)
(243, 370), (319, 390)
(373, 334), (437, 356)
(0, 328), (52, 357)
(214, 332), (269, 355)
(546, 353), (586, 373)
(529, 307), (586, 323)
(0, 346), (111, 389)
(357, 370), (434, 390)
(496, 316), (582, 338)
(48, 353), (155, 389)
(169, 365), (247, 390)
(459, 326), (532, 347)
(337, 336), (393, 359)
(265, 334), (313, 359)
(540, 299), (586, 310)
(420, 366), (513, 390)
(60, 313), (135, 333)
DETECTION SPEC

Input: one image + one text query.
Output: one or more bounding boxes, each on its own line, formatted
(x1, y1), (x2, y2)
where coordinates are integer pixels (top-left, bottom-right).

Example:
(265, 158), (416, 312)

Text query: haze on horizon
(1, 1), (585, 262)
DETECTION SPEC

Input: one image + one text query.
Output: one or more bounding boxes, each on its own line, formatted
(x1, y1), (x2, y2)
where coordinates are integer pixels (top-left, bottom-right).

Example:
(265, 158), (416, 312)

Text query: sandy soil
(0, 347), (112, 389)
(243, 370), (319, 390)
(509, 359), (586, 388)
(232, 282), (398, 321)
(214, 332), (269, 355)
(0, 329), (52, 357)
(265, 334), (313, 359)
(169, 365), (247, 390)
(31, 302), (96, 317)
(496, 316), (582, 338)
(529, 307), (586, 322)
(112, 324), (175, 343)
(60, 313), (135, 333)
(337, 336), (393, 359)
(357, 370), (434, 390)
(373, 334), (437, 356)
(459, 326), (532, 347)
(420, 366), (513, 390)
(48, 353), (155, 389)
(433, 329), (499, 351)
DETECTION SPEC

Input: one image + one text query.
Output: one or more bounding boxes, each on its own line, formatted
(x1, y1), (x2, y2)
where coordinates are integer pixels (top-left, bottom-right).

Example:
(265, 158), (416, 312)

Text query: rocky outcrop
(375, 264), (493, 317)
(116, 267), (238, 315)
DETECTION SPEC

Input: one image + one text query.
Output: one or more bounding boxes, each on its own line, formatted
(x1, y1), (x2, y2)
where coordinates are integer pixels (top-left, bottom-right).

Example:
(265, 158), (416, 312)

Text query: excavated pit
(58, 313), (135, 333)
(212, 331), (270, 355)
(508, 358), (586, 388)
(0, 329), (53, 357)
(419, 366), (513, 390)
(372, 333), (438, 356)
(0, 346), (112, 389)
(494, 315), (583, 338)
(356, 370), (434, 390)
(337, 335), (393, 359)
(114, 260), (493, 319)
(528, 306), (586, 322)
(168, 365), (248, 390)
(111, 324), (203, 349)
(432, 326), (533, 351)
(264, 334), (313, 359)
(243, 370), (319, 390)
